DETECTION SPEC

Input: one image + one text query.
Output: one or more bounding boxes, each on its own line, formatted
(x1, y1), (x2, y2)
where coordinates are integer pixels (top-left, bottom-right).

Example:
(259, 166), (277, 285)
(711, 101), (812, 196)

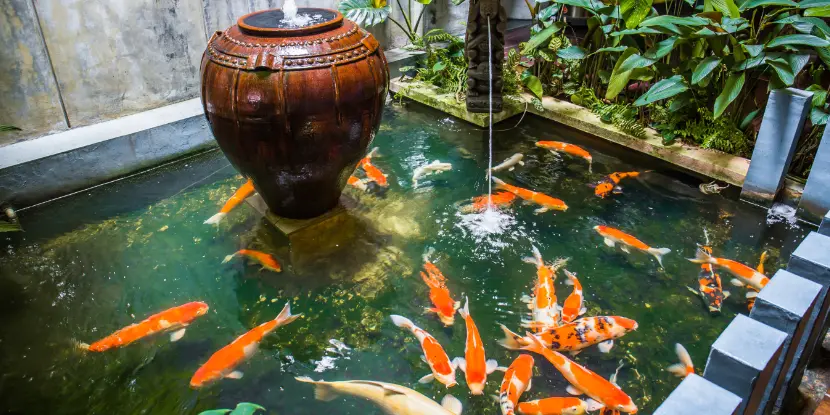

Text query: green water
(0, 103), (810, 414)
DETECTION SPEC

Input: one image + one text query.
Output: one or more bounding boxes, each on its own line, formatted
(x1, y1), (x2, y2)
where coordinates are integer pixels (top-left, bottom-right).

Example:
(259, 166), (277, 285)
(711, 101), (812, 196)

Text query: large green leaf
(799, 0), (830, 8)
(634, 75), (689, 105)
(606, 47), (639, 100)
(620, 0), (653, 28)
(739, 0), (797, 10)
(740, 109), (761, 129)
(554, 0), (604, 11)
(806, 84), (829, 107)
(733, 52), (766, 69)
(557, 45), (588, 59)
(692, 56), (722, 84)
(766, 57), (796, 85)
(230, 403), (266, 415)
(620, 54), (657, 71)
(816, 46), (830, 68)
(591, 46), (629, 54)
(812, 108), (830, 125)
(714, 72), (745, 118)
(610, 27), (663, 36)
(539, 4), (561, 21)
(805, 5), (830, 16)
(414, 0), (433, 4)
(522, 22), (565, 53)
(339, 0), (390, 27)
(766, 34), (830, 48)
(706, 0), (740, 18)
(639, 15), (709, 28)
(523, 74), (545, 99)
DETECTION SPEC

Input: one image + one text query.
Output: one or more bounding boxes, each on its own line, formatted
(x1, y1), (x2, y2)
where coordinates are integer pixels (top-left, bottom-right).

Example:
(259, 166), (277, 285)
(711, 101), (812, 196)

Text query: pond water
(0, 102), (811, 414)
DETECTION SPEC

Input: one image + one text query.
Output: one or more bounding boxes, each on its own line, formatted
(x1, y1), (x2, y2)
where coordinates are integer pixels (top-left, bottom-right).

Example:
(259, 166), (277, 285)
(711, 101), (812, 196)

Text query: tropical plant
(199, 402), (265, 415)
(339, 0), (468, 43)
(0, 125), (20, 132)
(400, 29), (469, 101)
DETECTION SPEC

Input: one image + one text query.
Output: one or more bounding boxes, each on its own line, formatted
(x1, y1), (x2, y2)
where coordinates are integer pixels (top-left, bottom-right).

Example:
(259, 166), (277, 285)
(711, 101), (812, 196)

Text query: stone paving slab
(653, 374), (742, 415)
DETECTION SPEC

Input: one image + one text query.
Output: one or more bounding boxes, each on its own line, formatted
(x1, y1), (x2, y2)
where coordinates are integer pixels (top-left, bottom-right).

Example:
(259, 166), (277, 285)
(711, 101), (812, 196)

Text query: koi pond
(0, 102), (810, 414)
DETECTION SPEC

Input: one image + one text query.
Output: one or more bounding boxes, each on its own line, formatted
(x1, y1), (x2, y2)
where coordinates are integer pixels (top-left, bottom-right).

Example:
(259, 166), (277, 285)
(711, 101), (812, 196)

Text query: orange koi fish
(79, 301), (209, 352)
(688, 247), (769, 290)
(518, 397), (588, 415)
(561, 270), (587, 324)
(420, 261), (461, 326)
(594, 225), (671, 268)
(593, 172), (641, 198)
(391, 315), (457, 388)
(347, 176), (369, 192)
(499, 316), (638, 354)
(687, 245), (729, 314)
(205, 179), (256, 225)
(357, 147), (388, 187)
(667, 343), (695, 378)
(522, 334), (638, 413)
(492, 177), (568, 214)
(460, 191), (518, 213)
(521, 246), (565, 332)
(190, 302), (301, 388)
(536, 141), (593, 173)
(454, 298), (502, 395)
(499, 354), (535, 415)
(223, 249), (282, 272)
(747, 251), (768, 310)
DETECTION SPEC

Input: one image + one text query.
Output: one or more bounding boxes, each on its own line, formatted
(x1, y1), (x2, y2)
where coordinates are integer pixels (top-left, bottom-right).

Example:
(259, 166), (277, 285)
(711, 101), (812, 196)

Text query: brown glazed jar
(201, 9), (389, 219)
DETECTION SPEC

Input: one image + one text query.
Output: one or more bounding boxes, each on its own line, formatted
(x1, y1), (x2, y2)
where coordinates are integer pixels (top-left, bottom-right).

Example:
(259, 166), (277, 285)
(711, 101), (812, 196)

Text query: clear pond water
(0, 102), (811, 414)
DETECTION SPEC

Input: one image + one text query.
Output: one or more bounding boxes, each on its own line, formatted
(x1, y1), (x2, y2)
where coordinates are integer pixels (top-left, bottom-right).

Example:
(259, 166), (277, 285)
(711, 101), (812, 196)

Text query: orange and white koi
(357, 148), (388, 187)
(747, 251), (768, 310)
(390, 315), (457, 388)
(499, 354), (535, 415)
(521, 246), (566, 332)
(687, 245), (729, 314)
(593, 172), (641, 198)
(492, 176), (568, 214)
(561, 270), (587, 324)
(223, 249), (282, 272)
(535, 141), (593, 173)
(190, 302), (300, 388)
(499, 316), (638, 354)
(454, 298), (502, 395)
(347, 176), (369, 192)
(205, 179), (255, 224)
(420, 261), (461, 326)
(522, 334), (638, 414)
(79, 301), (209, 352)
(593, 225), (671, 268)
(688, 247), (769, 290)
(518, 397), (588, 415)
(667, 343), (695, 378)
(460, 191), (518, 214)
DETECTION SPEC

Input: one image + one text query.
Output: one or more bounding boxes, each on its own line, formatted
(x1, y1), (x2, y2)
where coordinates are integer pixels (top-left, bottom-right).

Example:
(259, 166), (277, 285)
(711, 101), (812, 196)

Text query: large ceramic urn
(201, 9), (389, 219)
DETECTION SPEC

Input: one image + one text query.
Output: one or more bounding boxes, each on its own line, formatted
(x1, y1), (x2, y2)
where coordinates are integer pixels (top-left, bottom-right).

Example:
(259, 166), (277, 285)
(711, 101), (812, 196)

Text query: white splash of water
(766, 203), (799, 228)
(281, 0), (324, 27)
(454, 208), (532, 261)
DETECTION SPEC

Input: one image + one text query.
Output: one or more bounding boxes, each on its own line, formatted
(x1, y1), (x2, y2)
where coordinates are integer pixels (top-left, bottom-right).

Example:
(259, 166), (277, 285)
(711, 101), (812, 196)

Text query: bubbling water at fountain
(280, 0), (325, 27)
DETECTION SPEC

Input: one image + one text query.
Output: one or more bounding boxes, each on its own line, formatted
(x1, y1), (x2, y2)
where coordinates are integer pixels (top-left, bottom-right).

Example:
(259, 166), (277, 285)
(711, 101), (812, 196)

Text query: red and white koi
(205, 179), (255, 225)
(561, 270), (587, 324)
(667, 343), (695, 378)
(535, 141), (593, 173)
(499, 354), (535, 415)
(492, 177), (568, 214)
(79, 301), (209, 352)
(420, 261), (461, 326)
(521, 246), (565, 332)
(357, 147), (388, 187)
(747, 251), (769, 310)
(223, 249), (282, 272)
(522, 334), (638, 414)
(190, 302), (301, 388)
(390, 315), (457, 388)
(594, 225), (671, 268)
(454, 297), (502, 395)
(593, 172), (642, 198)
(688, 247), (769, 290)
(518, 397), (588, 415)
(499, 316), (638, 354)
(347, 176), (369, 192)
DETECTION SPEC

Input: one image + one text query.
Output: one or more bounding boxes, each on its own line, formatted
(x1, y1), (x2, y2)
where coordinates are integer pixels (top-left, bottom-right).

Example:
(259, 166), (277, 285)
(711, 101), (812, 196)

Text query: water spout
(284, 0), (298, 21)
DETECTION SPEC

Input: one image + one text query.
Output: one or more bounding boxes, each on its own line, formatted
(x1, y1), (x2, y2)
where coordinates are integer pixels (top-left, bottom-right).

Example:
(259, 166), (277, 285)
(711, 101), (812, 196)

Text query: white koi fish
(295, 377), (462, 415)
(413, 160), (453, 188)
(489, 153), (525, 173)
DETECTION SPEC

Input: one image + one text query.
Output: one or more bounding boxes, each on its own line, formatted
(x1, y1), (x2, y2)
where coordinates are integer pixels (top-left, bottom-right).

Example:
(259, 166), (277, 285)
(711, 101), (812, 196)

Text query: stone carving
(465, 0), (507, 114)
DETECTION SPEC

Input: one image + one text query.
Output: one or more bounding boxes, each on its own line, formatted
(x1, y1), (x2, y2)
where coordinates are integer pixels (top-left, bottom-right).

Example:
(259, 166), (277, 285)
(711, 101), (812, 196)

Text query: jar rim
(237, 8), (344, 37)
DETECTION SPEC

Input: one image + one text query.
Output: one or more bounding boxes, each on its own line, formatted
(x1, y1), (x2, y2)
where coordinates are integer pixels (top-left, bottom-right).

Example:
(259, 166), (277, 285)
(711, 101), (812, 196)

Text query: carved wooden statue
(465, 0), (507, 113)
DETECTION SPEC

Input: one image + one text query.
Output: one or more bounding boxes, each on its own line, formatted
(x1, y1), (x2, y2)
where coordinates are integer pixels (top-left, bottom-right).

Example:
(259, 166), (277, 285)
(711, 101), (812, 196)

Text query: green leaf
(523, 74), (545, 99)
(620, 0), (654, 28)
(0, 221), (22, 233)
(743, 44), (764, 57)
(739, 0), (796, 10)
(805, 5), (830, 16)
(767, 57), (796, 85)
(198, 411), (231, 415)
(554, 0), (604, 11)
(630, 67), (656, 81)
(692, 56), (722, 84)
(432, 61), (447, 71)
(766, 34), (830, 48)
(816, 46), (830, 68)
(606, 47), (639, 100)
(707, 0), (740, 18)
(640, 15), (709, 28)
(0, 125), (21, 132)
(339, 0), (390, 27)
(645, 36), (680, 59)
(619, 54), (656, 71)
(610, 27), (663, 36)
(522, 22), (564, 53)
(592, 46), (629, 54)
(714, 72), (745, 118)
(557, 46), (588, 60)
(800, 0), (830, 8)
(806, 84), (828, 107)
(451, 0), (467, 4)
(539, 4), (561, 21)
(634, 75), (689, 105)
(740, 109), (761, 129)
(811, 107), (830, 125)
(733, 53), (766, 70)
(414, 0), (432, 4)
(229, 403), (266, 415)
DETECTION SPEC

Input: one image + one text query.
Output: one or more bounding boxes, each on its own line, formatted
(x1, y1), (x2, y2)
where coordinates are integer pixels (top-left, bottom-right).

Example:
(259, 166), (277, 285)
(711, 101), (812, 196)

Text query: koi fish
(492, 177), (568, 214)
(459, 191), (518, 214)
(358, 148), (389, 187)
(490, 153), (525, 173)
(390, 315), (457, 388)
(454, 297), (502, 395)
(746, 251), (768, 311)
(686, 245), (729, 314)
(518, 397), (588, 415)
(521, 334), (638, 414)
(295, 377), (463, 415)
(521, 246), (566, 332)
(420, 261), (461, 326)
(687, 248), (769, 290)
(593, 172), (642, 198)
(667, 343), (694, 378)
(561, 270), (587, 324)
(204, 179), (255, 224)
(593, 225), (671, 268)
(499, 354), (534, 415)
(222, 249), (282, 272)
(348, 176), (369, 192)
(535, 141), (593, 173)
(413, 160), (453, 188)
(79, 301), (209, 352)
(499, 316), (638, 354)
(190, 302), (300, 388)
